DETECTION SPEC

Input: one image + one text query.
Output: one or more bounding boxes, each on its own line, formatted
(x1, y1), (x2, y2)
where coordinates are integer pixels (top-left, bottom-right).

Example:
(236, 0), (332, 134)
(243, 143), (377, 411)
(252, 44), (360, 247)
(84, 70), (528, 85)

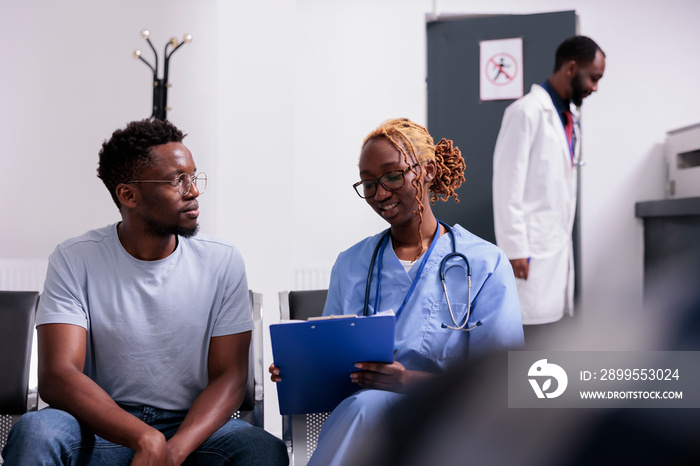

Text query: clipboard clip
(307, 314), (358, 321)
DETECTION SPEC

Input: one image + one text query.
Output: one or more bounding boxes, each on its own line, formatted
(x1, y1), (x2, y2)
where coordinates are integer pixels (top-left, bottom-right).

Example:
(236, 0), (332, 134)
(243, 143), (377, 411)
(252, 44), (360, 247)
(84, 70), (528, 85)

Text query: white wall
(1, 0), (219, 258)
(3, 0), (700, 439)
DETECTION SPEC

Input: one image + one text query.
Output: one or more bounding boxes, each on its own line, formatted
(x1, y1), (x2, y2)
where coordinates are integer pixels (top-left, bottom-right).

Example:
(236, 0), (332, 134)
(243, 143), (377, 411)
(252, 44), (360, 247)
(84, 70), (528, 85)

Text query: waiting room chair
(278, 289), (330, 466)
(234, 290), (265, 427)
(0, 291), (40, 462)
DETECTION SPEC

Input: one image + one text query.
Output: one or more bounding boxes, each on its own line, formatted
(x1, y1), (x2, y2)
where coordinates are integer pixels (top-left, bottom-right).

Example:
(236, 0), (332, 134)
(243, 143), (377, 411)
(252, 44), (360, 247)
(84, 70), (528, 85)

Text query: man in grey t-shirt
(2, 119), (287, 465)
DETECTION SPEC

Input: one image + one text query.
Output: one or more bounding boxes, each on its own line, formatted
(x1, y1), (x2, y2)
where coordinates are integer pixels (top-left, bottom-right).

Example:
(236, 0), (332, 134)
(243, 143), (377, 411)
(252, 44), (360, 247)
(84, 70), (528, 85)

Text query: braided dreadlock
(361, 118), (466, 258)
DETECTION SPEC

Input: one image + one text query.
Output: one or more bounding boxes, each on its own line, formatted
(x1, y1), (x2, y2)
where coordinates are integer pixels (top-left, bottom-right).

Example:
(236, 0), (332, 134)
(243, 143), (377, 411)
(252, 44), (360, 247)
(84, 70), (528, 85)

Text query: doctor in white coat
(493, 36), (605, 328)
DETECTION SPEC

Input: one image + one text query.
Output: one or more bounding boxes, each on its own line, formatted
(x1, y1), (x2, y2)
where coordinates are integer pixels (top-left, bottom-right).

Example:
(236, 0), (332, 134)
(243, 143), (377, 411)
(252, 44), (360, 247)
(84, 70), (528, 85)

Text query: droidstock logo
(528, 359), (568, 399)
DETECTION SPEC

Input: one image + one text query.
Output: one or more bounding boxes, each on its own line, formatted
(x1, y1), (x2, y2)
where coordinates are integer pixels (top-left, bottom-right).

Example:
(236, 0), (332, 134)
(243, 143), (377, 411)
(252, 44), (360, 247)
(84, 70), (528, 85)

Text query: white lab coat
(492, 84), (579, 324)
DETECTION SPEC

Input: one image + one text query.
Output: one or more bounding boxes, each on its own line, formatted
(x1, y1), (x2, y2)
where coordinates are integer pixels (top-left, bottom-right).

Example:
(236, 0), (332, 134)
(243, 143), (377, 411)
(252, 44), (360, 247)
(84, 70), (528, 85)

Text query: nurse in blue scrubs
(271, 118), (523, 466)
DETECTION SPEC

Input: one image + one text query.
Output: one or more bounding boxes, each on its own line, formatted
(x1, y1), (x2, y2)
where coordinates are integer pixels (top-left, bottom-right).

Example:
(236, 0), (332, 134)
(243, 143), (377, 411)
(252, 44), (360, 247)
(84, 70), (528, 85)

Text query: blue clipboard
(270, 313), (395, 415)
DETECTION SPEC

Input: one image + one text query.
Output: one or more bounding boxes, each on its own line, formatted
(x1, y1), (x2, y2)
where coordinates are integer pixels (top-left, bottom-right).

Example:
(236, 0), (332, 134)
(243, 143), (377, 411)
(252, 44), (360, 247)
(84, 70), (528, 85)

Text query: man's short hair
(97, 119), (186, 209)
(554, 36), (605, 72)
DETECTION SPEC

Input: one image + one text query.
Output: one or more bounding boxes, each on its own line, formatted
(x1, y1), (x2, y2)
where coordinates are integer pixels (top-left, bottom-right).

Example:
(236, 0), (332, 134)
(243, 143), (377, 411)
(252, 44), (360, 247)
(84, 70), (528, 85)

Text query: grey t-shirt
(37, 223), (253, 410)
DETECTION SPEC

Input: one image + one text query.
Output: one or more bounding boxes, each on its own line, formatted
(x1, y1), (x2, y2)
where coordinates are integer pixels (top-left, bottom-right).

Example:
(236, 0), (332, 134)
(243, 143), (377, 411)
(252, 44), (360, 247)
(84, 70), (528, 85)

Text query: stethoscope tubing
(363, 221), (481, 331)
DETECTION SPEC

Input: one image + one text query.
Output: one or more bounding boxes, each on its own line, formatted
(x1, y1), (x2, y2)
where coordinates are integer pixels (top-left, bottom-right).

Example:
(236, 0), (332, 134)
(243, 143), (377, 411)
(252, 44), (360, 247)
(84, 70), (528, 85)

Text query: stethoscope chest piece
(439, 249), (481, 332)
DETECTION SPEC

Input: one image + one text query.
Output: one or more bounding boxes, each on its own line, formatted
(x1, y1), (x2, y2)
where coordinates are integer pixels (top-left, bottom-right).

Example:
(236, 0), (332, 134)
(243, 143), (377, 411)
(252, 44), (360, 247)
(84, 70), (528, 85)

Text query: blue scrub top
(323, 224), (524, 373)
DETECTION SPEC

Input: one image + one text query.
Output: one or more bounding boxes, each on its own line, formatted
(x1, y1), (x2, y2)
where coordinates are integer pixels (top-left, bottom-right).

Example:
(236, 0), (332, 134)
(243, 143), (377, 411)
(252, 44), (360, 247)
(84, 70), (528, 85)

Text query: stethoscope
(569, 112), (586, 167)
(572, 116), (587, 168)
(362, 221), (482, 331)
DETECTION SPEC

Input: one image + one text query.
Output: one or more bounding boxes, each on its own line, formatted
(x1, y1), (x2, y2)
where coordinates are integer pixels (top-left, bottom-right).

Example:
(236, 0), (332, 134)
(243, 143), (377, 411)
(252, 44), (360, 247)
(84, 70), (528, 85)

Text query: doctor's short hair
(97, 118), (186, 209)
(361, 118), (466, 205)
(553, 35), (605, 71)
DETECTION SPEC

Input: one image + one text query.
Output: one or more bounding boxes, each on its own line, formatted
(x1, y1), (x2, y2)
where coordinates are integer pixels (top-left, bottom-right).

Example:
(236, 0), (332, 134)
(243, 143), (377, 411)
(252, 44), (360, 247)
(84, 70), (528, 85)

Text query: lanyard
(373, 222), (441, 320)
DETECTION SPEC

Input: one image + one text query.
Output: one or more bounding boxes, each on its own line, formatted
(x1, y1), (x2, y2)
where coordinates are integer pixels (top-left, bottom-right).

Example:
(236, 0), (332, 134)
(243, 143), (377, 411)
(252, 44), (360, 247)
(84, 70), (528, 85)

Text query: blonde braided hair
(361, 118), (465, 258)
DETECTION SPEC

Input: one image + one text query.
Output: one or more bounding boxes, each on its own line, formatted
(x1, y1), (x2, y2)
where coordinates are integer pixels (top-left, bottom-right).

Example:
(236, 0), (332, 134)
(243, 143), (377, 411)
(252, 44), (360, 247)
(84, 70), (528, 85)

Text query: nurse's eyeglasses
(353, 163), (419, 199)
(127, 172), (207, 196)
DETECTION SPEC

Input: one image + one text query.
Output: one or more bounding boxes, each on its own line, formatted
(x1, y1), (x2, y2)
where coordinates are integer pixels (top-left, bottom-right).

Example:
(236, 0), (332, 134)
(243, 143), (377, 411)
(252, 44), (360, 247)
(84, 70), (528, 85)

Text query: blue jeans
(1, 405), (288, 465)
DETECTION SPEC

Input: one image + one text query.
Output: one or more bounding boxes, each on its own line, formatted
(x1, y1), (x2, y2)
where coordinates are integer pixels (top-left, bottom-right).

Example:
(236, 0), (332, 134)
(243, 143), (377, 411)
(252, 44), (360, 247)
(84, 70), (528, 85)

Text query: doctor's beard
(570, 73), (584, 108)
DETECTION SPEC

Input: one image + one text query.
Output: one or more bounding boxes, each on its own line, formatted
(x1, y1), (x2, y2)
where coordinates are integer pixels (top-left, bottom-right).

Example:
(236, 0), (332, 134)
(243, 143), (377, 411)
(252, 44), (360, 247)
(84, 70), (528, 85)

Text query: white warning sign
(480, 37), (523, 101)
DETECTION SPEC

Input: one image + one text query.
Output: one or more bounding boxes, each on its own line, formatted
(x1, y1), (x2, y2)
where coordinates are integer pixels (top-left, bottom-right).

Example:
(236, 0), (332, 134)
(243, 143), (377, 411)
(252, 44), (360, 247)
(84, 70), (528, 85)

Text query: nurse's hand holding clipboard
(350, 360), (434, 393)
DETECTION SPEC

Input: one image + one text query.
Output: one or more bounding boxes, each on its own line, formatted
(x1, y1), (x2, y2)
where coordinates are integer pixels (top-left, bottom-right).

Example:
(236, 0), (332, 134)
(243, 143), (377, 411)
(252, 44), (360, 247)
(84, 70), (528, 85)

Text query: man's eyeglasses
(127, 172), (207, 197)
(353, 164), (419, 199)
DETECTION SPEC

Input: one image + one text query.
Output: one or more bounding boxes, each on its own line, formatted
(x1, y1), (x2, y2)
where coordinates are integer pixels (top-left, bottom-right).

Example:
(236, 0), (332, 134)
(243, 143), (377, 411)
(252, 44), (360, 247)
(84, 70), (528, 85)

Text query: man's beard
(571, 72), (584, 108)
(144, 216), (199, 238)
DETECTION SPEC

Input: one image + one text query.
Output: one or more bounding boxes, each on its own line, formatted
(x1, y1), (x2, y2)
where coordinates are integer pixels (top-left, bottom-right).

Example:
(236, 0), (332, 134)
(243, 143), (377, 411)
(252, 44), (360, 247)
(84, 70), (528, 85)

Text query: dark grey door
(427, 11), (577, 244)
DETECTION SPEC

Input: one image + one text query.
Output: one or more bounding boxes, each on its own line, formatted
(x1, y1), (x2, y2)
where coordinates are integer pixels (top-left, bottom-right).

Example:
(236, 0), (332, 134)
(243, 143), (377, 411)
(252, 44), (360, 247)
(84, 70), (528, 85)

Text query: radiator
(0, 259), (47, 292)
(293, 265), (332, 290)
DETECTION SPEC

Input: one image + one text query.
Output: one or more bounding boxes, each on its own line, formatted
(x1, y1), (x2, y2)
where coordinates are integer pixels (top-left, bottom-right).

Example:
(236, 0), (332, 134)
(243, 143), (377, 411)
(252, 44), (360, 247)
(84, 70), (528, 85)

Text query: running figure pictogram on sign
(487, 53), (518, 85)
